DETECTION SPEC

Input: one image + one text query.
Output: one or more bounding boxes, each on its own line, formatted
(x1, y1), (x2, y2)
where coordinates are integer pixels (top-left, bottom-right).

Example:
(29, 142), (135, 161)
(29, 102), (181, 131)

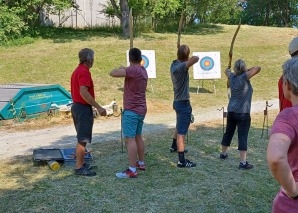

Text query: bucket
(47, 160), (60, 171)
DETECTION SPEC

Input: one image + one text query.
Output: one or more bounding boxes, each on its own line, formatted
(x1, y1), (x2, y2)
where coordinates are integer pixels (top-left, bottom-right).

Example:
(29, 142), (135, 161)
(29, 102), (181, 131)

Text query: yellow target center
(141, 59), (145, 66)
(204, 61), (210, 66)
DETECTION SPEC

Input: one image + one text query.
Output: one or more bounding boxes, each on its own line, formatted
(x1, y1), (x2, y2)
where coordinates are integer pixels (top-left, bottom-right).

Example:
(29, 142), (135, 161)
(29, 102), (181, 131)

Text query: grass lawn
(0, 110), (279, 213)
(0, 24), (296, 115)
(0, 24), (293, 212)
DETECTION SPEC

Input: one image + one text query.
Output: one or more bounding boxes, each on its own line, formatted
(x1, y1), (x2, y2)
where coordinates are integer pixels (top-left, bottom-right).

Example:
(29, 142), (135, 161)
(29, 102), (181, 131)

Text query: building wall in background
(42, 0), (119, 28)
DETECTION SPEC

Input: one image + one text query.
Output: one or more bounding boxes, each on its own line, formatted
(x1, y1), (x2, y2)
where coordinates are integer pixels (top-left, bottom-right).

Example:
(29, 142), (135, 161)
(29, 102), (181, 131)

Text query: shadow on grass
(0, 120), (277, 212)
(189, 86), (213, 94)
(156, 23), (224, 36)
(35, 26), (123, 43)
(34, 23), (224, 44)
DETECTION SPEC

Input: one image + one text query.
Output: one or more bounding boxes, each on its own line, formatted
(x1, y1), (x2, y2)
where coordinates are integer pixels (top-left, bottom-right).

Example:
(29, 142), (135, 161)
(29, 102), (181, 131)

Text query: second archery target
(193, 52), (221, 79)
(127, 50), (156, 78)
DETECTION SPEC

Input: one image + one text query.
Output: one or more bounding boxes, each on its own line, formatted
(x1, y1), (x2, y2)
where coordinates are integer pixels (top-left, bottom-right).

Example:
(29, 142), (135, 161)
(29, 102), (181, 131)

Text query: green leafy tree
(241, 0), (298, 27)
(0, 5), (27, 42)
(0, 0), (73, 39)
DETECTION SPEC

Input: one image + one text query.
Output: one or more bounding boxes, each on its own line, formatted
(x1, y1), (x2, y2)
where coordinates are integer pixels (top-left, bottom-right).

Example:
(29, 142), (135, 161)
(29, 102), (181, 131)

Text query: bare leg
(173, 128), (177, 139)
(126, 137), (137, 167)
(240, 150), (247, 162)
(75, 142), (86, 169)
(221, 145), (228, 154)
(136, 135), (145, 162)
(177, 134), (185, 152)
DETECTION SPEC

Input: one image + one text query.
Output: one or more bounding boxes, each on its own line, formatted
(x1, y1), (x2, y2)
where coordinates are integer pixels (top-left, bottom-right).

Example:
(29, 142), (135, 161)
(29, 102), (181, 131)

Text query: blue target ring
(200, 56), (214, 71)
(141, 55), (149, 68)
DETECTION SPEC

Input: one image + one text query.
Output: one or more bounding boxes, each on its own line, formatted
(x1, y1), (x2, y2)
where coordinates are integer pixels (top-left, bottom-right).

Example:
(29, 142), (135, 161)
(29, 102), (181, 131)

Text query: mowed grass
(0, 24), (296, 116)
(0, 110), (279, 212)
(0, 25), (293, 212)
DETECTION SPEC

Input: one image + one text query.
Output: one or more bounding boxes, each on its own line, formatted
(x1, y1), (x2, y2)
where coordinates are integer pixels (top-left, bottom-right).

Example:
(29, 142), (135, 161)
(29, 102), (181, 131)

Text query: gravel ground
(0, 99), (279, 161)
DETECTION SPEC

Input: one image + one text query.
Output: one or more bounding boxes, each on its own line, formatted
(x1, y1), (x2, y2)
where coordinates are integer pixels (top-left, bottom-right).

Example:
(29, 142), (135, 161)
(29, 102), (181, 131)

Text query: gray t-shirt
(170, 60), (190, 101)
(227, 71), (253, 113)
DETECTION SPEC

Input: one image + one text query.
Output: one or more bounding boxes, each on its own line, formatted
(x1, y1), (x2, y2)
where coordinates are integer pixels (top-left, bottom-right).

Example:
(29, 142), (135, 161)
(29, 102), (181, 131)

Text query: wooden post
(129, 8), (133, 49)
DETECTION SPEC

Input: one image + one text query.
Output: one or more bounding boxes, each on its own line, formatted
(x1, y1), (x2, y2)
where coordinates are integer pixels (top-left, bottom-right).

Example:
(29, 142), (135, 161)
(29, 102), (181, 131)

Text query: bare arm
(185, 56), (199, 69)
(110, 66), (126, 77)
(224, 68), (232, 77)
(246, 66), (261, 79)
(80, 86), (106, 116)
(267, 133), (298, 197)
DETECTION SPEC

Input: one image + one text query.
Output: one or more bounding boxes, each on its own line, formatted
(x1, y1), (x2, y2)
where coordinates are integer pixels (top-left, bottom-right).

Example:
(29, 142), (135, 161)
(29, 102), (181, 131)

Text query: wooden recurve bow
(227, 19), (241, 99)
(177, 11), (184, 48)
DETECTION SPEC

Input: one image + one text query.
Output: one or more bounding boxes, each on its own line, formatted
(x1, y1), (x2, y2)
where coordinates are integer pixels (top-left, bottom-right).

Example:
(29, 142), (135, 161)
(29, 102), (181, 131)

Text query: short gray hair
(282, 57), (298, 95)
(78, 48), (94, 64)
(233, 59), (247, 75)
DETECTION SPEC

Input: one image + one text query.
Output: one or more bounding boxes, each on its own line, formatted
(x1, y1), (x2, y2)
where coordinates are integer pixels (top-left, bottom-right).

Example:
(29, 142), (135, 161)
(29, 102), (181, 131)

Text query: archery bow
(228, 19), (241, 69)
(227, 19), (241, 95)
(177, 11), (184, 48)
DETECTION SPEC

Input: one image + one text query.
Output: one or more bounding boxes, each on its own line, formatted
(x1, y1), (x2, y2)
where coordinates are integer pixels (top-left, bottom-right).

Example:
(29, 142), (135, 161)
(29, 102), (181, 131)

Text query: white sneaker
(116, 169), (138, 178)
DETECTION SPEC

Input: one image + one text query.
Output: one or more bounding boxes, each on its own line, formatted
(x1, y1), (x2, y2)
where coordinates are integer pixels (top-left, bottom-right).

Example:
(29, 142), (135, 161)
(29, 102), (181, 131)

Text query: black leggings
(221, 112), (251, 151)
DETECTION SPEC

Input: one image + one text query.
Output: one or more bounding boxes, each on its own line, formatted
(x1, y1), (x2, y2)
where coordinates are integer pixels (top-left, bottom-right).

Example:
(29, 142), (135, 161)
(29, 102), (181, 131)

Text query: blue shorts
(122, 110), (145, 138)
(173, 100), (192, 135)
(71, 103), (94, 143)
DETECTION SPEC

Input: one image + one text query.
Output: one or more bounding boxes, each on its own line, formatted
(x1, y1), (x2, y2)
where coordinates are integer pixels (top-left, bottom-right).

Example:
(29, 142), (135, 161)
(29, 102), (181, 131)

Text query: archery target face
(200, 56), (214, 70)
(193, 52), (221, 79)
(141, 55), (149, 68)
(126, 50), (156, 78)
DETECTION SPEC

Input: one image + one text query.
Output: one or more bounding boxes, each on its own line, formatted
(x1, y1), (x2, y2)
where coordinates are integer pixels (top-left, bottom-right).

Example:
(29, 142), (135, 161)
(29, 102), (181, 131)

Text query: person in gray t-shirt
(220, 59), (261, 170)
(170, 45), (199, 168)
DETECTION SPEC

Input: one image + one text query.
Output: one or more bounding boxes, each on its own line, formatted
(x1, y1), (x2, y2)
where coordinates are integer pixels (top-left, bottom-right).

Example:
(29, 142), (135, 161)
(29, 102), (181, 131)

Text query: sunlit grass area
(0, 24), (293, 212)
(0, 24), (295, 115)
(0, 110), (279, 212)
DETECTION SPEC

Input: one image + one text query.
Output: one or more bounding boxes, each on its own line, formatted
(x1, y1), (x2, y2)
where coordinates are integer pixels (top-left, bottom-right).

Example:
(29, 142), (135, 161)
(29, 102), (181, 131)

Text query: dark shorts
(173, 100), (192, 135)
(71, 103), (94, 143)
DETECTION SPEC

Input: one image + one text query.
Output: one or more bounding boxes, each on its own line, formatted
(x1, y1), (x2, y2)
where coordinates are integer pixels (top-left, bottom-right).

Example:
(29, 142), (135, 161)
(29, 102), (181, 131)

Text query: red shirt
(278, 75), (292, 111)
(71, 64), (94, 105)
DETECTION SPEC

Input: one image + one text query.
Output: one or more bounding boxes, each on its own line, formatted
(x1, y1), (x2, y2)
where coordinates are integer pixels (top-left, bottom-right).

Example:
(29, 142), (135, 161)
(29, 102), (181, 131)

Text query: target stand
(193, 52), (221, 95)
(196, 79), (217, 94)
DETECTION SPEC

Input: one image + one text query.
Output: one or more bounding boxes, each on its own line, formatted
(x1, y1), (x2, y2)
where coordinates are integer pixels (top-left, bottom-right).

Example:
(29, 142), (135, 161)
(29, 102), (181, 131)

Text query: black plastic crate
(60, 148), (93, 166)
(33, 149), (64, 166)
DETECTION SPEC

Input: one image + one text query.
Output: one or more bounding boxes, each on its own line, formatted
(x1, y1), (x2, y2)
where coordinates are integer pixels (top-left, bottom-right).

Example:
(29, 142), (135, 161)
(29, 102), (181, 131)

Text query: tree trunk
(110, 0), (130, 38)
(120, 0), (129, 38)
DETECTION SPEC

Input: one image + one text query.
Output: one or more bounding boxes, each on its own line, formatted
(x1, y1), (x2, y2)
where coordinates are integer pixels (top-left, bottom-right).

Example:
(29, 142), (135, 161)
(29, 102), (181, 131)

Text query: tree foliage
(0, 5), (27, 42)
(0, 0), (73, 42)
(240, 0), (298, 27)
(1, 0), (298, 43)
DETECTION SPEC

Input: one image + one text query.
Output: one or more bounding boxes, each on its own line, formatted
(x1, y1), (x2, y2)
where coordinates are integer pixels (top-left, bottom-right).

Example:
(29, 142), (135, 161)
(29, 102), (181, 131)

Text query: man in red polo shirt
(71, 48), (106, 176)
(278, 37), (298, 111)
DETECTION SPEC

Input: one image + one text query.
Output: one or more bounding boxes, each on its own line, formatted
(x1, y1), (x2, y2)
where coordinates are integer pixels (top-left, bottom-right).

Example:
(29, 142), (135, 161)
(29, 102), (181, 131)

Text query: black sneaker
(177, 159), (196, 168)
(220, 153), (228, 160)
(238, 161), (254, 170)
(83, 162), (98, 170)
(74, 167), (97, 176)
(170, 147), (188, 153)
